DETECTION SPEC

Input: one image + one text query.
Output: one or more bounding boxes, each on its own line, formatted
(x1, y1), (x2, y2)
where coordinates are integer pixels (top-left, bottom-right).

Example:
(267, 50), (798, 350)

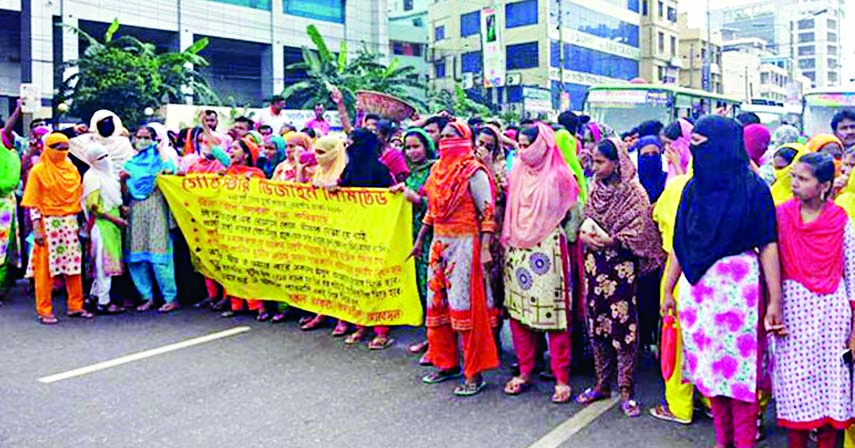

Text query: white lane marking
(38, 326), (251, 384)
(527, 397), (620, 448)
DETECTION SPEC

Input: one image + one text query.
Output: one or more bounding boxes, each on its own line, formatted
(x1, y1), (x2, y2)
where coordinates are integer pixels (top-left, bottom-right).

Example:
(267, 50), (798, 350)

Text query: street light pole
(705, 0), (713, 92)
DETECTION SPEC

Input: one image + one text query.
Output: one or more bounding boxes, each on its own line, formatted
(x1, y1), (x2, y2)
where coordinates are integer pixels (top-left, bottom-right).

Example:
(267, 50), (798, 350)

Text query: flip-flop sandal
(255, 312), (271, 322)
(408, 340), (428, 354)
(271, 313), (288, 323)
(649, 405), (692, 425)
(575, 388), (609, 405)
(621, 399), (642, 418)
(421, 369), (462, 384)
(551, 385), (573, 404)
(158, 303), (180, 314)
(331, 322), (349, 337)
(67, 310), (94, 319)
(503, 377), (530, 396)
(301, 315), (325, 331)
(345, 331), (366, 345)
(368, 337), (395, 350)
(220, 310), (235, 318)
(39, 315), (59, 325)
(453, 380), (487, 397)
(419, 353), (432, 366)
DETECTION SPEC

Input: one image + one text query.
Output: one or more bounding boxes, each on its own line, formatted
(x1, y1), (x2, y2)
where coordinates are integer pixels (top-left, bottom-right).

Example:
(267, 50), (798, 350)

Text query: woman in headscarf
(771, 152), (855, 448)
(219, 136), (270, 321)
(394, 128), (436, 359)
(334, 129), (396, 349)
(258, 135), (287, 179)
(22, 133), (91, 324)
(580, 122), (605, 178)
(413, 121), (500, 397)
(123, 126), (180, 314)
(475, 124), (510, 345)
(82, 143), (126, 315)
(282, 132), (314, 182)
(744, 124), (771, 166)
(0, 124), (22, 303)
(70, 110), (135, 174)
(576, 138), (664, 417)
(296, 135), (349, 331)
(501, 123), (579, 403)
(660, 119), (693, 179)
(272, 131), (298, 182)
(661, 115), (780, 448)
(769, 143), (811, 205)
(147, 123), (180, 168)
(635, 136), (667, 203)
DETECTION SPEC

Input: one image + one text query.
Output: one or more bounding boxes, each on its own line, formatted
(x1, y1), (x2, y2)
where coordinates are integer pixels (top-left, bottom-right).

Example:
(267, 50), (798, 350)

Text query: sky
(679, 0), (854, 81)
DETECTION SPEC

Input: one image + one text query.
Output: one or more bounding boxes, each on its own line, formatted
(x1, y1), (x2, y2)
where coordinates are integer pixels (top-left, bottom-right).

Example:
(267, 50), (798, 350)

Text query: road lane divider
(37, 326), (251, 384)
(527, 397), (620, 448)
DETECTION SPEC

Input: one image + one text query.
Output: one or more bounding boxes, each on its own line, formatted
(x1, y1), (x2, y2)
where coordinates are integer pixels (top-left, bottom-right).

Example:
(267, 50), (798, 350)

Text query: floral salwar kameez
(585, 246), (640, 395)
(0, 140), (20, 293)
(424, 132), (500, 382)
(505, 228), (573, 384)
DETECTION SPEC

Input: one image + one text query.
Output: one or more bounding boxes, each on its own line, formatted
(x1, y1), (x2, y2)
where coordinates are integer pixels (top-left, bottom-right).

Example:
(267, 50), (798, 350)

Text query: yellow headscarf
(311, 135), (348, 186)
(769, 143), (810, 206)
(21, 132), (83, 216)
(835, 162), (855, 222)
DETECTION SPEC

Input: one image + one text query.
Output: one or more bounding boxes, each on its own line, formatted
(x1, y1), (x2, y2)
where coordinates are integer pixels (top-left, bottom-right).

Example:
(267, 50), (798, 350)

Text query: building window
(799, 58), (815, 70)
(283, 0), (343, 23)
(460, 11), (481, 37)
(828, 58), (838, 69)
(828, 45), (837, 56)
(413, 17), (424, 27)
(828, 32), (838, 43)
(667, 6), (677, 22)
(506, 0), (538, 28)
(390, 41), (423, 57)
(803, 71), (815, 82)
(829, 71), (838, 84)
(434, 60), (446, 78)
(657, 1), (663, 17)
(799, 45), (815, 56)
(828, 19), (838, 30)
(670, 35), (676, 57)
(213, 0), (271, 10)
(506, 41), (539, 69)
(642, 0), (648, 15)
(434, 25), (446, 41)
(658, 32), (664, 53)
(564, 44), (639, 79)
(657, 65), (664, 81)
(798, 19), (814, 30)
(561, 3), (639, 47)
(761, 72), (769, 84)
(461, 51), (483, 73)
(798, 32), (814, 44)
(403, 0), (413, 11)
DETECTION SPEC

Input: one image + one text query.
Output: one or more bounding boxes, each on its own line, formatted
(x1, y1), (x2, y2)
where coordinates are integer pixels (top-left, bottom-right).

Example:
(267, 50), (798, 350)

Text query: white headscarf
(81, 142), (123, 218)
(147, 122), (179, 166)
(70, 110), (134, 173)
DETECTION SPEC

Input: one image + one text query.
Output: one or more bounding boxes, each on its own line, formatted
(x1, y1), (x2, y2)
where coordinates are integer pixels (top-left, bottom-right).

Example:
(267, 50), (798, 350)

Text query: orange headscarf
(21, 133), (82, 215)
(806, 134), (844, 175)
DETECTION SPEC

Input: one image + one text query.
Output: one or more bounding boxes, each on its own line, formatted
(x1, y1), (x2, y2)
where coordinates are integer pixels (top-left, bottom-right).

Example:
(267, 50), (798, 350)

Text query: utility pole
(558, 0), (565, 93)
(705, 0), (712, 92)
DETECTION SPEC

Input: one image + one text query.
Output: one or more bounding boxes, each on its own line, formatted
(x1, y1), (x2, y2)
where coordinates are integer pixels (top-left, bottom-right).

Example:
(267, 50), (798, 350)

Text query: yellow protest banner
(157, 175), (423, 326)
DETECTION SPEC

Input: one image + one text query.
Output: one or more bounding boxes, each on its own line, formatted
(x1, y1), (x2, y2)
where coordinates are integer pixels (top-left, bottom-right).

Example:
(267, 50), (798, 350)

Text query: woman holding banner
(413, 121), (499, 397)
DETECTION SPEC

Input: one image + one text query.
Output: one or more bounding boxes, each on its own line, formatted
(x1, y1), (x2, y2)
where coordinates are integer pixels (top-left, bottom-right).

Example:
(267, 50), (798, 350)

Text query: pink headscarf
(502, 123), (579, 249)
(743, 123), (771, 165)
(666, 119), (693, 179)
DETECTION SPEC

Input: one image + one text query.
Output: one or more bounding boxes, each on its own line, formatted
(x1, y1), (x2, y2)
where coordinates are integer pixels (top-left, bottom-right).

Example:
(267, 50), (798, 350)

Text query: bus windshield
(803, 91), (855, 136)
(584, 89), (671, 133)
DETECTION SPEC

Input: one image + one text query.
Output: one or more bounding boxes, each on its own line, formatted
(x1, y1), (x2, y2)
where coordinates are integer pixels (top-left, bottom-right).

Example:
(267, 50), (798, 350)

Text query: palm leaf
(184, 37), (209, 55)
(307, 25), (333, 63)
(104, 18), (120, 43)
(337, 40), (348, 73)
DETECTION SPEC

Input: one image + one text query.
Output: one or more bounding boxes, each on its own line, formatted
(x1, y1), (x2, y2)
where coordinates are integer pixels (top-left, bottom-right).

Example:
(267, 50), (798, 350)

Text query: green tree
(428, 85), (492, 117)
(282, 25), (427, 116)
(56, 19), (220, 128)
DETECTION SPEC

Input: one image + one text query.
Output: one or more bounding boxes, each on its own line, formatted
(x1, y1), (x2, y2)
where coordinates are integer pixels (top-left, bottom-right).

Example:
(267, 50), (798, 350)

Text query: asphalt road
(0, 282), (791, 448)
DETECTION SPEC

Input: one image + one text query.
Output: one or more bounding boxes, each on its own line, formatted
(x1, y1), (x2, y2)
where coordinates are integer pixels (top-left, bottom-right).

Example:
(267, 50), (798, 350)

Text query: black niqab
(673, 115), (777, 284)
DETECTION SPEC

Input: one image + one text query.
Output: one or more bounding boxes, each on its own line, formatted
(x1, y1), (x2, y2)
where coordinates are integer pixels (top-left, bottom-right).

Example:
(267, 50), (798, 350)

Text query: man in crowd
(257, 95), (289, 135)
(305, 103), (331, 136)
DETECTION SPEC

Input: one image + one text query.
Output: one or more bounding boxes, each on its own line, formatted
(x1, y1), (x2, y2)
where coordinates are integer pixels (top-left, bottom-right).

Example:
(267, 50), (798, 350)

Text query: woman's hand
(764, 301), (787, 336)
(113, 217), (129, 228)
(661, 290), (676, 317)
(33, 225), (45, 246)
(325, 185), (339, 194)
(479, 242), (492, 266)
(580, 232), (603, 251)
(389, 183), (406, 194)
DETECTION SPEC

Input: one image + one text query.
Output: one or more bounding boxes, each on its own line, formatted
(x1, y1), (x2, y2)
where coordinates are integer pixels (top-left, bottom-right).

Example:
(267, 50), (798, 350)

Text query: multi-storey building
(388, 0), (430, 93)
(428, 0), (641, 112)
(0, 0), (388, 116)
(678, 13), (723, 94)
(710, 0), (845, 88)
(639, 0), (681, 84)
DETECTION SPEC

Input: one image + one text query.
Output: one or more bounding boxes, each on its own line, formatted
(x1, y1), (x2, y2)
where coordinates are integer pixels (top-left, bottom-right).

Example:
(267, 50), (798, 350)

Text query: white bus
(802, 88), (855, 137)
